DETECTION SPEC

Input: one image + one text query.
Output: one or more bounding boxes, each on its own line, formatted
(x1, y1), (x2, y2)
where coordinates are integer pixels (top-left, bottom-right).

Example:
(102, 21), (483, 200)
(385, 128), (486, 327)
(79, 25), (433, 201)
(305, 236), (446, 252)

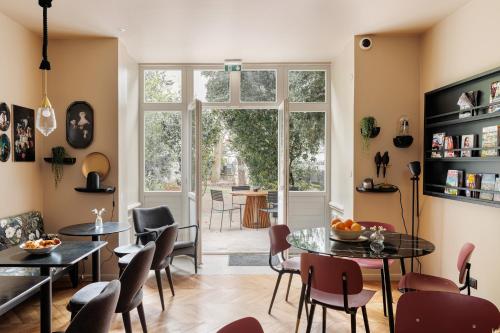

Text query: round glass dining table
(287, 227), (435, 333)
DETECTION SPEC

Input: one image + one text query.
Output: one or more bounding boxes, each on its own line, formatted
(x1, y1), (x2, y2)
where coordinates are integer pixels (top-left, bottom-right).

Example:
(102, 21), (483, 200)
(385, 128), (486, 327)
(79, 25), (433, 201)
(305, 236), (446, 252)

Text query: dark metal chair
(298, 253), (374, 333)
(119, 224), (178, 311)
(67, 242), (156, 333)
(268, 224), (301, 315)
(259, 191), (278, 225)
(231, 185), (250, 228)
(114, 206), (199, 274)
(395, 291), (499, 332)
(62, 280), (121, 333)
(210, 189), (239, 232)
(217, 317), (264, 333)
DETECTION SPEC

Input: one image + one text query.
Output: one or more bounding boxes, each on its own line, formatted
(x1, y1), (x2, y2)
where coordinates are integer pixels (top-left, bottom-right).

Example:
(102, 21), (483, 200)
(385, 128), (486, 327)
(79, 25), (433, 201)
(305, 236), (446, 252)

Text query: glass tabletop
(287, 227), (435, 259)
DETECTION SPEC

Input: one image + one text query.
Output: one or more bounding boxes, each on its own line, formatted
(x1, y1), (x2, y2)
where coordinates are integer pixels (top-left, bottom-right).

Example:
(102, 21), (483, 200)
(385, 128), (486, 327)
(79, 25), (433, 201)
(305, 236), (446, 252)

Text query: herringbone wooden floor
(0, 270), (399, 333)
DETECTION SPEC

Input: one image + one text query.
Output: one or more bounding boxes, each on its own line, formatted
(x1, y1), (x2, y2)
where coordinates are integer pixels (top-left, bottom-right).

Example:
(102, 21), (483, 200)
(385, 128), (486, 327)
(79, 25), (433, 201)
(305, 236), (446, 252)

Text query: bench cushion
(0, 211), (44, 248)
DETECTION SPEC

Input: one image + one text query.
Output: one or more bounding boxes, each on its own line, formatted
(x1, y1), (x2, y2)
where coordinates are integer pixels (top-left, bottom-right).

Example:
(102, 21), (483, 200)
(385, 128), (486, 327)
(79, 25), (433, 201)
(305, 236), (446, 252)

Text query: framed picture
(0, 102), (10, 131)
(12, 105), (35, 162)
(489, 81), (500, 113)
(66, 101), (94, 149)
(0, 134), (10, 162)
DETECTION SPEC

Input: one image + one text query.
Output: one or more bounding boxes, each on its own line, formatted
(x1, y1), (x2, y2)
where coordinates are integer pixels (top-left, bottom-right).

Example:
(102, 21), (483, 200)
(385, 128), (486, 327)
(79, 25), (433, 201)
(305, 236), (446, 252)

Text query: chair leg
(220, 211), (224, 232)
(165, 266), (175, 296)
(239, 206), (242, 229)
(306, 303), (316, 333)
(154, 269), (165, 311)
(350, 310), (357, 333)
(209, 208), (213, 230)
(295, 284), (306, 333)
(268, 272), (283, 314)
(285, 273), (293, 301)
(137, 303), (148, 333)
(362, 306), (370, 333)
(322, 306), (326, 333)
(122, 312), (132, 333)
(194, 253), (198, 274)
(380, 269), (387, 317)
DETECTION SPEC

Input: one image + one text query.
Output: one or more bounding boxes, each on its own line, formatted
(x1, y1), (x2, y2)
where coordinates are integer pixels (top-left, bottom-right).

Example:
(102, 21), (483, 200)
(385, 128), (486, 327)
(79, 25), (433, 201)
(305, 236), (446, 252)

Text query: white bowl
(331, 226), (365, 240)
(20, 242), (61, 255)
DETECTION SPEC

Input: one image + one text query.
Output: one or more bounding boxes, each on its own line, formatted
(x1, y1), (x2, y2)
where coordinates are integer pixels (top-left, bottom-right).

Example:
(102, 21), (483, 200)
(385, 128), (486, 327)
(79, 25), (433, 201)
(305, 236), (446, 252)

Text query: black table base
(40, 267), (52, 333)
(92, 235), (101, 282)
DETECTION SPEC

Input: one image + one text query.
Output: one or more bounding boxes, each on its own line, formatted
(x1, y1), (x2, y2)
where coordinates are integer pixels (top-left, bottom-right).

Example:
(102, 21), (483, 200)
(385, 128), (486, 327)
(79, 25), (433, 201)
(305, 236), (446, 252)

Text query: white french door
(277, 99), (290, 226)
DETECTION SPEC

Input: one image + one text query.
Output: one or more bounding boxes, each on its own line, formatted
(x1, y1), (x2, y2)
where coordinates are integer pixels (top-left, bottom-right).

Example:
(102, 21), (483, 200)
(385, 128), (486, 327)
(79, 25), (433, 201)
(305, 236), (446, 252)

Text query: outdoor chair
(259, 191), (278, 225)
(217, 317), (264, 333)
(210, 189), (239, 232)
(231, 185), (250, 228)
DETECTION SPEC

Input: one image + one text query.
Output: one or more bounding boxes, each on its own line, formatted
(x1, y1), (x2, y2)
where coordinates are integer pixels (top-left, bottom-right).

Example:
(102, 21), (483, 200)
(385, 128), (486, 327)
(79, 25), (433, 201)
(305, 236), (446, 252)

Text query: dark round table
(59, 222), (130, 282)
(287, 227), (435, 333)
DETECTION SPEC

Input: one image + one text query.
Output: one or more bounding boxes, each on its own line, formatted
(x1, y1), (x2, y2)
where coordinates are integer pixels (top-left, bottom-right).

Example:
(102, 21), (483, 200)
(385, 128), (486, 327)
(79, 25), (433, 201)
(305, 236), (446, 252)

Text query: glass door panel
(277, 99), (290, 226)
(188, 99), (202, 261)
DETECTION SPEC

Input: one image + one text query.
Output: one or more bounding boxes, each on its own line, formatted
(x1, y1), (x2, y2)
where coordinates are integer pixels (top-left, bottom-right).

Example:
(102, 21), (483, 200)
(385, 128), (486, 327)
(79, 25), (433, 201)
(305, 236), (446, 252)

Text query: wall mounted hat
(81, 152), (110, 180)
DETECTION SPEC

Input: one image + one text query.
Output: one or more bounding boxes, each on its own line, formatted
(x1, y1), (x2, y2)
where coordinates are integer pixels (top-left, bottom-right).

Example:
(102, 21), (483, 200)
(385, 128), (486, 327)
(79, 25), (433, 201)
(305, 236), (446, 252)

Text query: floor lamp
(408, 161), (421, 273)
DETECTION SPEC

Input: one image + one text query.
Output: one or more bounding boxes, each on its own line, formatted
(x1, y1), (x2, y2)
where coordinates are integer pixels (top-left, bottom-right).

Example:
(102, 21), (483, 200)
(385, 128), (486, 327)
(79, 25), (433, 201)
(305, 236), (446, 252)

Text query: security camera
(359, 37), (373, 50)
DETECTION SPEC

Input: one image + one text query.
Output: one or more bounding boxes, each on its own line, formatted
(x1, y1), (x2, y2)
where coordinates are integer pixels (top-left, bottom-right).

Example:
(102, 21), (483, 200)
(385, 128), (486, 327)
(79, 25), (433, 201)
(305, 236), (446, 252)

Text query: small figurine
(91, 208), (106, 229)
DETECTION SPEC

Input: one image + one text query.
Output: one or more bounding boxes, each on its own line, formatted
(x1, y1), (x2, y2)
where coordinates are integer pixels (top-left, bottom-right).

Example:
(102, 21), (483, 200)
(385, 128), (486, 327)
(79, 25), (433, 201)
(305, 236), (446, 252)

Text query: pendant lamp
(35, 0), (56, 136)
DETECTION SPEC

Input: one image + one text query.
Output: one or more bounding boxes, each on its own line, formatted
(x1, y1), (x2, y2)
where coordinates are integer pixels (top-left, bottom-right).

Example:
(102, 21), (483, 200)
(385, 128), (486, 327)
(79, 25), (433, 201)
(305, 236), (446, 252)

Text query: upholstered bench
(0, 211), (78, 286)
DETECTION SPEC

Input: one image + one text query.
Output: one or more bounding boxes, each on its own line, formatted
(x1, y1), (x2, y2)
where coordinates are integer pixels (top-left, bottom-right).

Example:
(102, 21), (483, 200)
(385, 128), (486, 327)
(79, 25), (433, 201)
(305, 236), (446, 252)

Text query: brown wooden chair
(217, 317), (264, 333)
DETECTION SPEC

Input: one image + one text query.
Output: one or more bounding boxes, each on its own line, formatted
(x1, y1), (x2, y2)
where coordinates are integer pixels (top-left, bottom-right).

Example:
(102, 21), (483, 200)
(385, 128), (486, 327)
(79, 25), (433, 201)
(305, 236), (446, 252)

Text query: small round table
(230, 191), (270, 228)
(287, 227), (435, 333)
(59, 222), (130, 282)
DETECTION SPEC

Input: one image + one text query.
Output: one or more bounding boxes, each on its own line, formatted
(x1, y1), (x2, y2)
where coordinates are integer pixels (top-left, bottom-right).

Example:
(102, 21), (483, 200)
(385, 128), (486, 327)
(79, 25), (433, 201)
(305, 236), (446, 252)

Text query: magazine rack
(424, 66), (500, 208)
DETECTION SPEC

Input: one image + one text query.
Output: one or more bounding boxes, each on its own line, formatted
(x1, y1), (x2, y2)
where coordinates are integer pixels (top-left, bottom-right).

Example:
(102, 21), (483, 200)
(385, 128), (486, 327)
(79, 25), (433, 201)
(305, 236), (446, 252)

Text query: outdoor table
(0, 241), (106, 333)
(0, 276), (50, 333)
(230, 190), (270, 228)
(59, 221), (130, 282)
(287, 227), (435, 333)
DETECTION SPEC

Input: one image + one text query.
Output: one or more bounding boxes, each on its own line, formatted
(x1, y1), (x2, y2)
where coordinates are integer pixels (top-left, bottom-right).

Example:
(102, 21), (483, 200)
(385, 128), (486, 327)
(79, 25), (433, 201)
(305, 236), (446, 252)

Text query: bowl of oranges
(330, 218), (365, 240)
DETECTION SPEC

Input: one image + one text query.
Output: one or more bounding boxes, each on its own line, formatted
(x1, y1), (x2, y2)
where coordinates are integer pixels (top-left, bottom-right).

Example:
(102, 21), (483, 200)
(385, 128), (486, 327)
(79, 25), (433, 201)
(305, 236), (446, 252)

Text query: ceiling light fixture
(36, 0), (56, 136)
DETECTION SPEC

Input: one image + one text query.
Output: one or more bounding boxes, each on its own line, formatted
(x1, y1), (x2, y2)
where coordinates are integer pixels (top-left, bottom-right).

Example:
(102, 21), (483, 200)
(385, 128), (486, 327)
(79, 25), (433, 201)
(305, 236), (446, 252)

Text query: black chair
(118, 224), (178, 311)
(231, 185), (250, 228)
(259, 191), (278, 225)
(210, 189), (239, 232)
(114, 206), (199, 274)
(68, 242), (156, 333)
(61, 280), (121, 333)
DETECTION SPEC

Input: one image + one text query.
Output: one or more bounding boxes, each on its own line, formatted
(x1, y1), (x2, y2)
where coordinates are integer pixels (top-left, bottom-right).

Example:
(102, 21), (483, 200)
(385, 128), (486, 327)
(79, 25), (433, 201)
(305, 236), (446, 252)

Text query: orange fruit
(344, 219), (354, 228)
(335, 222), (346, 230)
(331, 218), (342, 226)
(350, 223), (361, 231)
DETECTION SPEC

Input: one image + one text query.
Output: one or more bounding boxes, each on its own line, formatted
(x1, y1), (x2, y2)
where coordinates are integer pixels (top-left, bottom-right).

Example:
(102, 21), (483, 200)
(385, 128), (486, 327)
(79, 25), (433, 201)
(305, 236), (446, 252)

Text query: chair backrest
(300, 253), (363, 295)
(66, 280), (121, 333)
(457, 242), (475, 284)
(133, 206), (175, 244)
(117, 242), (155, 312)
(217, 317), (264, 333)
(151, 223), (178, 269)
(232, 185), (250, 191)
(269, 224), (291, 256)
(267, 191), (278, 204)
(395, 291), (499, 333)
(356, 221), (396, 232)
(211, 189), (224, 202)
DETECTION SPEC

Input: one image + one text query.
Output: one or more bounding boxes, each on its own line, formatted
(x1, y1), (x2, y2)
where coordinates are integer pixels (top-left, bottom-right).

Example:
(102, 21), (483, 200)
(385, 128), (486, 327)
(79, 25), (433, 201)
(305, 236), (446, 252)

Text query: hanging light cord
(39, 0), (52, 71)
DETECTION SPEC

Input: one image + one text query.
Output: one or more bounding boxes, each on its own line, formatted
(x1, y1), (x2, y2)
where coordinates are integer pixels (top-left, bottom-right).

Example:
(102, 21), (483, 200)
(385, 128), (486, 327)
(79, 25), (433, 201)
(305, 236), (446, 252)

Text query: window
(194, 70), (230, 103)
(144, 70), (182, 103)
(288, 70), (326, 103)
(144, 111), (182, 191)
(240, 70), (277, 102)
(289, 112), (326, 191)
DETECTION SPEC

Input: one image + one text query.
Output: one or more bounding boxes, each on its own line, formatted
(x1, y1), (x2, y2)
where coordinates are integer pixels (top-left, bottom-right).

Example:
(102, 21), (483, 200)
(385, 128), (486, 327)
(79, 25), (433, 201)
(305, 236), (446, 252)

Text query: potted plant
(360, 116), (380, 150)
(51, 146), (68, 187)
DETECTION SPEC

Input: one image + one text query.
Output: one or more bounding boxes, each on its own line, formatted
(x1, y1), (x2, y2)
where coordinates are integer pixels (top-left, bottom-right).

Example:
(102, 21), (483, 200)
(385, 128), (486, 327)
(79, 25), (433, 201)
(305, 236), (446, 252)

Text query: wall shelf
(74, 187), (116, 194)
(43, 157), (76, 165)
(356, 186), (398, 193)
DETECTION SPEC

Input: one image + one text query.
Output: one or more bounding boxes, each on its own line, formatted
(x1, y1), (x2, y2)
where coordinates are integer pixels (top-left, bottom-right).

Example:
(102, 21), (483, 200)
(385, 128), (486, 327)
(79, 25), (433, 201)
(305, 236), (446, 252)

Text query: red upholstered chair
(351, 221), (400, 317)
(298, 253), (374, 333)
(395, 291), (500, 333)
(217, 317), (264, 333)
(398, 242), (475, 295)
(268, 225), (301, 314)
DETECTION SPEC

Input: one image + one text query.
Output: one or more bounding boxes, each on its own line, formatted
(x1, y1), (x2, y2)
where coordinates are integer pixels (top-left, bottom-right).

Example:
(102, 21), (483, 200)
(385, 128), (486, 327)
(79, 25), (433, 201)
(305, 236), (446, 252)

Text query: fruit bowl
(20, 238), (61, 255)
(331, 227), (365, 240)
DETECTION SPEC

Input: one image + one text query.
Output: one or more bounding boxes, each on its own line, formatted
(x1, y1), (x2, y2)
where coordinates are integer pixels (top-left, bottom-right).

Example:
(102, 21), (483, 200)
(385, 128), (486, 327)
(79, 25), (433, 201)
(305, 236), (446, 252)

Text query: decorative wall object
(360, 116), (380, 150)
(66, 101), (94, 148)
(0, 134), (10, 162)
(50, 146), (69, 187)
(0, 103), (10, 131)
(12, 105), (35, 162)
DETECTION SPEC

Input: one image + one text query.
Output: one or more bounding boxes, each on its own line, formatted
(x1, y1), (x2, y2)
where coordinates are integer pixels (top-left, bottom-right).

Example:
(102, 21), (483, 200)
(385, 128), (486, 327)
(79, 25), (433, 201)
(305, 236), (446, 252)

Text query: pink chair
(351, 221), (400, 317)
(217, 317), (264, 333)
(398, 242), (475, 294)
(268, 225), (301, 314)
(395, 291), (499, 332)
(298, 253), (375, 333)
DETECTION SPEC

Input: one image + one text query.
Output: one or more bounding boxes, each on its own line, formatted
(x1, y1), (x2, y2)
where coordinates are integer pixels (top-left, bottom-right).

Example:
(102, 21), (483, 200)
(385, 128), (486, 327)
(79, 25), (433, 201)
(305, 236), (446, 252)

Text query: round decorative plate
(0, 103), (10, 131)
(330, 235), (369, 243)
(82, 152), (110, 180)
(0, 134), (10, 162)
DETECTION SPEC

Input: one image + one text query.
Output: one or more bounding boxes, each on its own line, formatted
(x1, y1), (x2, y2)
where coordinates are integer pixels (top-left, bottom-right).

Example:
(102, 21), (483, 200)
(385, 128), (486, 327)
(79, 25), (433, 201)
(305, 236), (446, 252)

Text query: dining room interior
(0, 0), (499, 332)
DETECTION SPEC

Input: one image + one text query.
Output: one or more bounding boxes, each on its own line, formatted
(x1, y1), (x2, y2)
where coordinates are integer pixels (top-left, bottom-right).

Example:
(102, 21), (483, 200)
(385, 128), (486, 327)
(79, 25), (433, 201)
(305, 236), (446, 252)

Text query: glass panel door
(277, 99), (290, 225)
(188, 99), (202, 261)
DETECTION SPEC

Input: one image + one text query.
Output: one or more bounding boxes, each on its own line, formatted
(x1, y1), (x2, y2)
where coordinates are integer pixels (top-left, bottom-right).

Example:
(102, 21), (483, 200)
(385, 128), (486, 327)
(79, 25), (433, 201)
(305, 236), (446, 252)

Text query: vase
(369, 229), (385, 253)
(95, 216), (103, 229)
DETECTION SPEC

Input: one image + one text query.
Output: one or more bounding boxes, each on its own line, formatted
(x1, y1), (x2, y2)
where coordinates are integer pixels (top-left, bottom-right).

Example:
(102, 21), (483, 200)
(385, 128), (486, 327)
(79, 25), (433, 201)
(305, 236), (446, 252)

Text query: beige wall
(0, 12), (43, 217)
(420, 0), (500, 305)
(42, 38), (120, 275)
(331, 38), (355, 218)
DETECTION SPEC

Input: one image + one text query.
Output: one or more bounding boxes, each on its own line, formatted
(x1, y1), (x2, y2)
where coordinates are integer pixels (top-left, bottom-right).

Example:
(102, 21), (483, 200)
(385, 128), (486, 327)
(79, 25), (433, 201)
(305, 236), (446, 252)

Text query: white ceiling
(0, 0), (469, 63)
